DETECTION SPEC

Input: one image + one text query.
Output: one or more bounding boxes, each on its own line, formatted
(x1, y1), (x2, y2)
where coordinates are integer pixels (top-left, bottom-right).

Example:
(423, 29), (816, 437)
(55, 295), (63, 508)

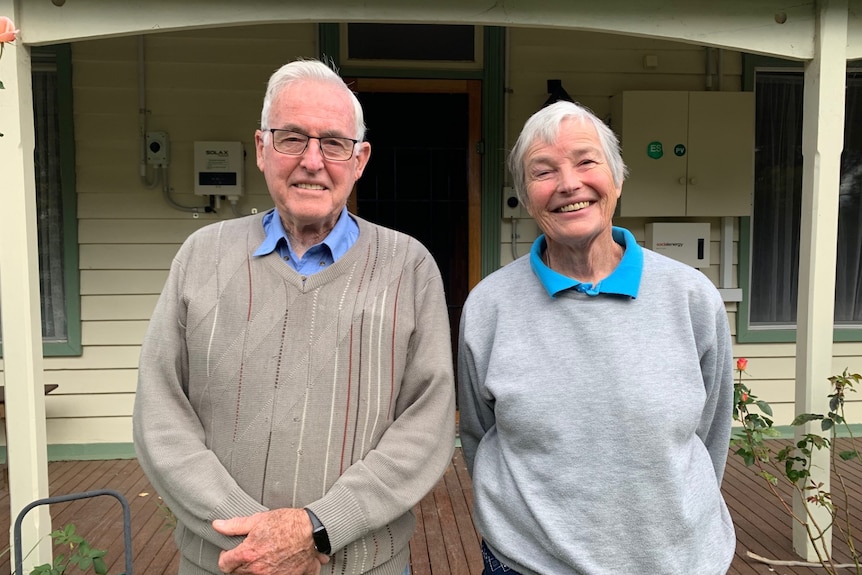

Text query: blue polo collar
(529, 226), (643, 298)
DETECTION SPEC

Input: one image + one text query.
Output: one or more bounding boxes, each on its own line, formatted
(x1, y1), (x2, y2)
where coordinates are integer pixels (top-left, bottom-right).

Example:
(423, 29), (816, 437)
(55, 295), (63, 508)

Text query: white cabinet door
(686, 91), (754, 216)
(615, 91), (689, 217)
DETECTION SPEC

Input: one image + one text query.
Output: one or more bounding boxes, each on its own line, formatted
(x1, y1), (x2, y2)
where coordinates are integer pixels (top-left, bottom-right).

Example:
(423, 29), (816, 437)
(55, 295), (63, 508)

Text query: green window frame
(0, 43), (81, 357)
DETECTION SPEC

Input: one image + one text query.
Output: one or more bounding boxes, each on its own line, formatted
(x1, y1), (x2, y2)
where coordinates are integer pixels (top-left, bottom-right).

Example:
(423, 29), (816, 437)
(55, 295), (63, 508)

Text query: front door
(349, 79), (481, 370)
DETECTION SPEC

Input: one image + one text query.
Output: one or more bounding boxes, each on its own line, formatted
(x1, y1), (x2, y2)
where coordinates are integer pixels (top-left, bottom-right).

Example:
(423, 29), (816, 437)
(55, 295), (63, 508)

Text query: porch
(1, 443), (860, 575)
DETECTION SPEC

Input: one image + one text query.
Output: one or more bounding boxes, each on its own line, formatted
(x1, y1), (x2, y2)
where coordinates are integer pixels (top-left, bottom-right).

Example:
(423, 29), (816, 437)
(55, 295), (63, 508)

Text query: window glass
(33, 66), (68, 341)
(750, 70), (862, 326)
(347, 24), (475, 61)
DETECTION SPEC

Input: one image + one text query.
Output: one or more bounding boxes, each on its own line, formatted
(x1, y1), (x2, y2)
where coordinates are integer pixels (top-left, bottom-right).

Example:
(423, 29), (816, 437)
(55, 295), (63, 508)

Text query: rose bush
(732, 359), (862, 572)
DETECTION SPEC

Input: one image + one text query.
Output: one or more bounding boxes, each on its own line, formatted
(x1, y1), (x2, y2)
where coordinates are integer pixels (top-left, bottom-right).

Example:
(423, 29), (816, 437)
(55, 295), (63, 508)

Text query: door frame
(347, 77), (483, 289)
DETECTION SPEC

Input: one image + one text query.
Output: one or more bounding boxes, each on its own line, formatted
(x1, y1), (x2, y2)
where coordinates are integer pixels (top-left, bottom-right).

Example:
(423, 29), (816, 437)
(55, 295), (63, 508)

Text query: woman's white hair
(507, 100), (628, 205)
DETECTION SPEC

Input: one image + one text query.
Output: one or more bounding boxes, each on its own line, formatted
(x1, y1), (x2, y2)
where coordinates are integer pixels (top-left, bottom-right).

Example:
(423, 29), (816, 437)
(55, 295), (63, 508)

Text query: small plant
(29, 524), (108, 575)
(0, 522), (108, 575)
(732, 358), (862, 573)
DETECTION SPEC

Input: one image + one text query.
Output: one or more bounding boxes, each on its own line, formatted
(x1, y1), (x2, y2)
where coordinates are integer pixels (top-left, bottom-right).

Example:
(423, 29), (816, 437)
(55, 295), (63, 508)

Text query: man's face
(255, 80), (371, 233)
(522, 117), (621, 250)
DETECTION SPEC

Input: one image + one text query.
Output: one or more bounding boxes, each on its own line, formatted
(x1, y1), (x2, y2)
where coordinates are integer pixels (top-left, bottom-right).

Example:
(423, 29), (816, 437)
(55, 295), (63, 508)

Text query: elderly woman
(457, 101), (736, 575)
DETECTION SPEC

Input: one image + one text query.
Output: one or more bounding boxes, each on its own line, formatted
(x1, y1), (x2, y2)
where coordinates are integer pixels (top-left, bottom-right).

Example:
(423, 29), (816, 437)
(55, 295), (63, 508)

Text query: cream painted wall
(1, 24), (859, 450)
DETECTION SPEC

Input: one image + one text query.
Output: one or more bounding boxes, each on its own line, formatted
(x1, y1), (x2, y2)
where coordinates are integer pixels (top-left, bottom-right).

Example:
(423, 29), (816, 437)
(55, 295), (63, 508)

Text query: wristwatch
(304, 508), (331, 555)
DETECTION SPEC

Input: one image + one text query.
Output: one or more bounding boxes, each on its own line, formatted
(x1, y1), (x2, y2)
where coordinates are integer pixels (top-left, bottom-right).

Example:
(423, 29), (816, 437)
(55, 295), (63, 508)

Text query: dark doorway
(355, 90), (471, 366)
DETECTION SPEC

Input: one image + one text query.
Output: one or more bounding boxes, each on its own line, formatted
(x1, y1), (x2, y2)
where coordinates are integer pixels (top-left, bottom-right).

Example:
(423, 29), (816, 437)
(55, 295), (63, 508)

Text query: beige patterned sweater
(133, 212), (456, 575)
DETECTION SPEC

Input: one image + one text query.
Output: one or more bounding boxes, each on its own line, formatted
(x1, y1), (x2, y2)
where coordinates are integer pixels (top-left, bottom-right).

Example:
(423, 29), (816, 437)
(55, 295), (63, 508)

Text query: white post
(0, 0), (52, 569)
(793, 0), (848, 561)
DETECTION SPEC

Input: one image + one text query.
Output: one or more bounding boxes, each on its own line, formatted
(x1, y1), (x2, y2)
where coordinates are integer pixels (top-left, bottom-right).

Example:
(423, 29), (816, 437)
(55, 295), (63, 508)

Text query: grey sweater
(133, 212), (455, 575)
(458, 247), (735, 575)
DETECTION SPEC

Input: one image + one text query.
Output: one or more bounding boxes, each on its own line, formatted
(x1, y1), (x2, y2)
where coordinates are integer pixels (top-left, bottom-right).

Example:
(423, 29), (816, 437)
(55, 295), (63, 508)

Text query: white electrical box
(645, 222), (710, 269)
(194, 141), (244, 197)
(502, 187), (525, 218)
(146, 131), (170, 166)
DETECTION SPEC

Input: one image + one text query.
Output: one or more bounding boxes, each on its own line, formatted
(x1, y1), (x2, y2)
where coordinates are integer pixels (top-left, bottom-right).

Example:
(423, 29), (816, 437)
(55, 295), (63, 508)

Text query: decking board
(1, 443), (861, 574)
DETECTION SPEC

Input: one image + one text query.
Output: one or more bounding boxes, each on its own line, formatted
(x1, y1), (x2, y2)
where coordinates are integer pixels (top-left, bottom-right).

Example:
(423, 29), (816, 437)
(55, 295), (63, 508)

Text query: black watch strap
(304, 508), (332, 555)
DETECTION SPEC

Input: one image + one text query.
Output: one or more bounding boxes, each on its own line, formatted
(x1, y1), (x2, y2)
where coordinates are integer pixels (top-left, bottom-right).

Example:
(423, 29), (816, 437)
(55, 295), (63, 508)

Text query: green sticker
(674, 144), (686, 157)
(647, 141), (663, 159)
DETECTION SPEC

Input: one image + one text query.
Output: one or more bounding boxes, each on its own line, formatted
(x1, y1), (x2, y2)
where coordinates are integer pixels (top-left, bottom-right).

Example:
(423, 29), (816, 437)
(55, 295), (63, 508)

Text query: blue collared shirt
(253, 207), (359, 274)
(529, 226), (643, 298)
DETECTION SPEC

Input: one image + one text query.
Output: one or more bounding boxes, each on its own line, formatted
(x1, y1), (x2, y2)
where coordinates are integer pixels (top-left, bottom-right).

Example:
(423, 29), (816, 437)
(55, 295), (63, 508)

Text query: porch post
(0, 0), (52, 569)
(793, 0), (848, 561)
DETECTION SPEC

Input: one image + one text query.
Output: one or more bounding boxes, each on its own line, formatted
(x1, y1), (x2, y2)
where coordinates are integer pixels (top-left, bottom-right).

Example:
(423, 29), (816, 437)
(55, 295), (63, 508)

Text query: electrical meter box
(194, 141), (244, 197)
(645, 222), (710, 269)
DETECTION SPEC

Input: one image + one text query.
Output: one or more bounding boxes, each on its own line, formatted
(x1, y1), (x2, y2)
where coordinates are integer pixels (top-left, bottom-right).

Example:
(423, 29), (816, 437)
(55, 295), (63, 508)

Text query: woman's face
(522, 118), (621, 250)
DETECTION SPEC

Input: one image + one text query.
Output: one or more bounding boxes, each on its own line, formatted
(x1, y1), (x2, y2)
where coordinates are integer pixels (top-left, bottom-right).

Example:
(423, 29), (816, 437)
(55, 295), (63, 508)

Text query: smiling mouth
(555, 201), (591, 213)
(296, 183), (326, 190)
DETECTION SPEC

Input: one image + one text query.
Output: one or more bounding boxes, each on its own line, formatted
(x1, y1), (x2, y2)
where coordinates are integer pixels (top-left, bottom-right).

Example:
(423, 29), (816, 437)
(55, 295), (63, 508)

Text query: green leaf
(93, 557), (108, 575)
(0, 80), (5, 89)
(791, 413), (823, 426)
(821, 419), (834, 431)
(839, 450), (858, 461)
(758, 470), (778, 485)
(809, 435), (829, 449)
(756, 400), (773, 416)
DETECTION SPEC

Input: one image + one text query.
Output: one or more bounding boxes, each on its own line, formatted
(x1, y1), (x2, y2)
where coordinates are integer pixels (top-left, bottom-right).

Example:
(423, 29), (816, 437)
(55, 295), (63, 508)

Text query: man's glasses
(267, 129), (358, 161)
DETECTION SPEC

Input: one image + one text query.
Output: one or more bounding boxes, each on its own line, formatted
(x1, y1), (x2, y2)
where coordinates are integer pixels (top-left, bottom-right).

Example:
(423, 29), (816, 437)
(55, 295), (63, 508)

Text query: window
(347, 24), (475, 61)
(0, 44), (80, 356)
(339, 24), (483, 70)
(741, 66), (862, 341)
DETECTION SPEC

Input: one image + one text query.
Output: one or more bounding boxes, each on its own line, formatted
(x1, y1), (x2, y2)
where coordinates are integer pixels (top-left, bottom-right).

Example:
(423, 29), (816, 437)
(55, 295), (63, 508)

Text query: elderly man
(133, 59), (456, 575)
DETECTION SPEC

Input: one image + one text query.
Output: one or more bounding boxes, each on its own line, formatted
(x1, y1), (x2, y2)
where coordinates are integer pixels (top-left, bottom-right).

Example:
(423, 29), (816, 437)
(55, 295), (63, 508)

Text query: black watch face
(312, 527), (331, 555)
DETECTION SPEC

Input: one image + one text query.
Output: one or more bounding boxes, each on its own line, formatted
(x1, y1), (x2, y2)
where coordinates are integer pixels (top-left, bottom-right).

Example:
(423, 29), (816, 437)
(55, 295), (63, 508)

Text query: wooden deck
(1, 442), (861, 575)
